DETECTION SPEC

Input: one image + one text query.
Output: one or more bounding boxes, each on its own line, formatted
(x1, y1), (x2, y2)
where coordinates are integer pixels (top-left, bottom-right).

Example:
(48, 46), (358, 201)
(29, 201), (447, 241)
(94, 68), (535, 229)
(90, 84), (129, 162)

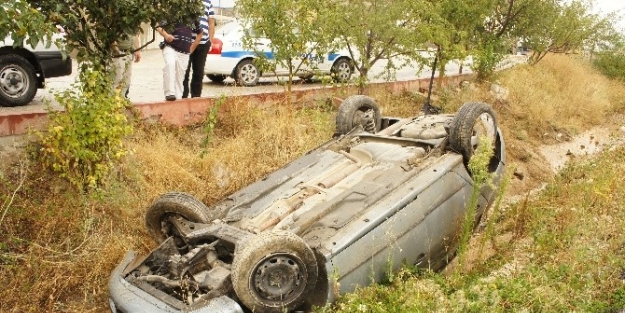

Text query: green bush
(36, 63), (133, 190)
(592, 51), (625, 81)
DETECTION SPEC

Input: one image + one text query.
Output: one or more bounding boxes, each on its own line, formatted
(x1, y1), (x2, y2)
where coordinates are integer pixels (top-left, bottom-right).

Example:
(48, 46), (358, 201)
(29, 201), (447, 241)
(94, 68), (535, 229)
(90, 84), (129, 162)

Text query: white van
(0, 33), (72, 106)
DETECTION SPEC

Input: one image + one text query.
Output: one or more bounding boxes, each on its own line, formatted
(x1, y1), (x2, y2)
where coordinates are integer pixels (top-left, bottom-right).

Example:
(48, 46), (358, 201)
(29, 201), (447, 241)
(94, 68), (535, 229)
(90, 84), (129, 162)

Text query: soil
(505, 119), (625, 200)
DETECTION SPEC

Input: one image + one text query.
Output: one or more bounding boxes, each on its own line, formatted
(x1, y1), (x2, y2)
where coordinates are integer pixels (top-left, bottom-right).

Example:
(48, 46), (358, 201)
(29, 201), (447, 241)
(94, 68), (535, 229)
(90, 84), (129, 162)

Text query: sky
(213, 0), (235, 9)
(593, 0), (625, 14)
(593, 0), (625, 30)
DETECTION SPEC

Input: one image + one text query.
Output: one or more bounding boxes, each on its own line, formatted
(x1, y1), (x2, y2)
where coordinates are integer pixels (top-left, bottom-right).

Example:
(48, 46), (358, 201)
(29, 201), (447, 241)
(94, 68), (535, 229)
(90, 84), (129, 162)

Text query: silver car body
(109, 103), (506, 313)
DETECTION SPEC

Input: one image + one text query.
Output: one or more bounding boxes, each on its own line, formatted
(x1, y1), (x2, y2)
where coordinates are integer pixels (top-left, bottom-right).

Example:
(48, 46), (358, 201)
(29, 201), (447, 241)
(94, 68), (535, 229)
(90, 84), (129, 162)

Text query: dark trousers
(182, 42), (211, 98)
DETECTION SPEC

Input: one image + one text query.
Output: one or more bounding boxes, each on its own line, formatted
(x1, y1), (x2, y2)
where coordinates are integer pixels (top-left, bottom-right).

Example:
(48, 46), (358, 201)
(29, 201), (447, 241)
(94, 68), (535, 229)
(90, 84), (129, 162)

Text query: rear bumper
(204, 54), (240, 76)
(34, 51), (72, 79)
(109, 251), (244, 313)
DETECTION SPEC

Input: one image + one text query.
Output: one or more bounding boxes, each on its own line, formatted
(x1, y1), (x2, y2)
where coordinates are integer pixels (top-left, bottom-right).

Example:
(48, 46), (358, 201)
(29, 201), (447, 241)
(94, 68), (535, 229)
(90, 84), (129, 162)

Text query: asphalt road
(1, 49), (470, 113)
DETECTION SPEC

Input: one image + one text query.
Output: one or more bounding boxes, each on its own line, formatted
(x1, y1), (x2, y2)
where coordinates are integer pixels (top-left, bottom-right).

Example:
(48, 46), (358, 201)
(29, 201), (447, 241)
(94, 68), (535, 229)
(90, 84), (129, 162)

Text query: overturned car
(109, 95), (506, 313)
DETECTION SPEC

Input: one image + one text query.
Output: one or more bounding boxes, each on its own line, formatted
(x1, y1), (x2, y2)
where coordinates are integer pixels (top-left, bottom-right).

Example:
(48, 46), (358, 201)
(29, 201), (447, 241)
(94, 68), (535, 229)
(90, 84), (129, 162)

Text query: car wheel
(331, 58), (352, 83)
(335, 95), (382, 135)
(234, 59), (260, 87)
(145, 192), (212, 243)
(206, 74), (227, 83)
(231, 230), (318, 313)
(448, 102), (498, 165)
(0, 54), (37, 107)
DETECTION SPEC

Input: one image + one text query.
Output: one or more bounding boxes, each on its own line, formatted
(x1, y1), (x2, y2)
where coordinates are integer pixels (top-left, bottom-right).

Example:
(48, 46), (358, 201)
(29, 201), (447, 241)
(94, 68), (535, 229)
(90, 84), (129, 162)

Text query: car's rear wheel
(145, 192), (212, 243)
(448, 102), (498, 165)
(331, 58), (352, 83)
(0, 54), (37, 107)
(206, 74), (227, 83)
(234, 59), (260, 87)
(231, 230), (318, 313)
(336, 95), (382, 135)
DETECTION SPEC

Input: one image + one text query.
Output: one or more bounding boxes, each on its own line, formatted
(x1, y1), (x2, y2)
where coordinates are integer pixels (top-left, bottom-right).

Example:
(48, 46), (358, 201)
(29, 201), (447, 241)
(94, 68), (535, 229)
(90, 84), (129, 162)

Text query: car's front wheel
(231, 230), (318, 313)
(145, 192), (212, 243)
(448, 102), (498, 166)
(206, 74), (227, 83)
(331, 57), (352, 83)
(234, 59), (260, 87)
(0, 54), (37, 107)
(335, 95), (382, 135)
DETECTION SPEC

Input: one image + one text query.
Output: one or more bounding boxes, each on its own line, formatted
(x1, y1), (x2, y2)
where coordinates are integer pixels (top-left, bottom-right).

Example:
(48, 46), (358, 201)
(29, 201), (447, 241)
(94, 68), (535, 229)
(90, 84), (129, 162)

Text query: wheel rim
(239, 63), (258, 85)
(470, 112), (497, 149)
(0, 66), (28, 98)
(251, 253), (307, 303)
(335, 61), (351, 82)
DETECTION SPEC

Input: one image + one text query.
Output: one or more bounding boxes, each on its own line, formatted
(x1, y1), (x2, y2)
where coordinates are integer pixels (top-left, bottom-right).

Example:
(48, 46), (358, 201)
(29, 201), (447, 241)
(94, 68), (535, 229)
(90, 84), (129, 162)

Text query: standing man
(157, 20), (203, 101)
(112, 32), (141, 98)
(182, 0), (215, 98)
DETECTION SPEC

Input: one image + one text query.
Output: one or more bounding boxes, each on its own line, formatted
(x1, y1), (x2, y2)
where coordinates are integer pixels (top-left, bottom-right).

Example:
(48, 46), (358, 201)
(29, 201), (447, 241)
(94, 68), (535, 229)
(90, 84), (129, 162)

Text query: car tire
(331, 57), (352, 83)
(0, 54), (37, 107)
(448, 102), (498, 165)
(335, 95), (382, 135)
(206, 74), (227, 83)
(234, 59), (260, 87)
(145, 192), (212, 243)
(231, 230), (318, 313)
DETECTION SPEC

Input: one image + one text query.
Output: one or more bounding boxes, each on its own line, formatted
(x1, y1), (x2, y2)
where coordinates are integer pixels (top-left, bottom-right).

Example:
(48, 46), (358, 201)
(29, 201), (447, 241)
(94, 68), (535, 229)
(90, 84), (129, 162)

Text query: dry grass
(1, 53), (625, 312)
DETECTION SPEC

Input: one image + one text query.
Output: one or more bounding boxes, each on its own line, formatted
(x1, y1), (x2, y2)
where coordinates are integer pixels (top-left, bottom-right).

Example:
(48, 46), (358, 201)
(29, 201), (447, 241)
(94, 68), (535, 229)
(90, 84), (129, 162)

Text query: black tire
(231, 231), (318, 313)
(234, 59), (260, 87)
(336, 95), (382, 135)
(331, 58), (352, 83)
(145, 192), (212, 243)
(0, 54), (37, 107)
(448, 102), (498, 165)
(206, 74), (227, 83)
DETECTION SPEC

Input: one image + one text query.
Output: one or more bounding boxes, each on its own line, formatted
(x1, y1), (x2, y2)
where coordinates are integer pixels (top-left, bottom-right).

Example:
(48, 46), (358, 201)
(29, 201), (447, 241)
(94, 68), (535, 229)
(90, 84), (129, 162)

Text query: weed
(200, 94), (225, 157)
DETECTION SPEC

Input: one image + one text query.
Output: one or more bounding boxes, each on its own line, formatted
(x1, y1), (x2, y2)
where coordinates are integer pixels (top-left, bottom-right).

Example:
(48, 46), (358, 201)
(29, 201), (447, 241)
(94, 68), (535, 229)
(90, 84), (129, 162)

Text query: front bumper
(109, 251), (244, 313)
(34, 51), (72, 79)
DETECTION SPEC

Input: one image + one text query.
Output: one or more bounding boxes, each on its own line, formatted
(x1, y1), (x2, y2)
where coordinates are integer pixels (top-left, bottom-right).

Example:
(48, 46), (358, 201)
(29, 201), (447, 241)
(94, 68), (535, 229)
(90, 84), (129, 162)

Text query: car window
(216, 21), (240, 37)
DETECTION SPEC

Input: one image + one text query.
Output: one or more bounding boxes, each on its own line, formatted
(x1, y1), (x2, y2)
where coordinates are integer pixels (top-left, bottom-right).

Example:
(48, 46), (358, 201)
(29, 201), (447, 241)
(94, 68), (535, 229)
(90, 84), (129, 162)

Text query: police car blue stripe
(221, 51), (275, 59)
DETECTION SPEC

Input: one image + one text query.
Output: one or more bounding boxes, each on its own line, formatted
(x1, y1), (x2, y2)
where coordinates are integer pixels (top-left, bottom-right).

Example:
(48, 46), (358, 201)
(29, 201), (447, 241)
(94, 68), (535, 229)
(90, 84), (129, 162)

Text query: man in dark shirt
(156, 21), (203, 101)
(182, 0), (215, 98)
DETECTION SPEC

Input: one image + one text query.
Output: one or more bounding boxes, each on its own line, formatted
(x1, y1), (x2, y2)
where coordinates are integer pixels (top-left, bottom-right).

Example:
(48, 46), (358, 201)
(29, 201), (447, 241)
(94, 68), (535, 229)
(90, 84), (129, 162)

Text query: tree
(520, 0), (609, 64)
(323, 0), (436, 94)
(9, 0), (205, 190)
(27, 0), (203, 63)
(425, 0), (498, 82)
(236, 0), (333, 100)
(0, 0), (58, 49)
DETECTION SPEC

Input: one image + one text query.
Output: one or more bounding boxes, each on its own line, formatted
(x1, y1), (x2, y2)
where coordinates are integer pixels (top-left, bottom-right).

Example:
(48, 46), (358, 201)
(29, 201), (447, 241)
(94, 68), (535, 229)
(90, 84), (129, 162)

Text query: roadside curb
(0, 73), (475, 139)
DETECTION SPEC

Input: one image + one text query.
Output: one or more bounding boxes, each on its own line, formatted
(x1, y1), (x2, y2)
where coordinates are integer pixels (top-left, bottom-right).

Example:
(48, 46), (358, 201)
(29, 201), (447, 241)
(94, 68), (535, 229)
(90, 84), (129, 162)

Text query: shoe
(165, 95), (176, 101)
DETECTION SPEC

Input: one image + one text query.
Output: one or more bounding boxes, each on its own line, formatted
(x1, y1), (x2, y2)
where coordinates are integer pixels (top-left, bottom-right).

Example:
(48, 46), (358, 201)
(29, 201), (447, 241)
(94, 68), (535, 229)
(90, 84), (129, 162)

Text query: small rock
(620, 126), (625, 133)
(566, 150), (573, 156)
(513, 169), (524, 180)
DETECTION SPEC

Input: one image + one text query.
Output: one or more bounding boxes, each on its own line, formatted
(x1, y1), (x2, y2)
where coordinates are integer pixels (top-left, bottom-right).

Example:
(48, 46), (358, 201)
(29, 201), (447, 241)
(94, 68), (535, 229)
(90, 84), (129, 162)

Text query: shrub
(36, 63), (133, 190)
(592, 51), (625, 81)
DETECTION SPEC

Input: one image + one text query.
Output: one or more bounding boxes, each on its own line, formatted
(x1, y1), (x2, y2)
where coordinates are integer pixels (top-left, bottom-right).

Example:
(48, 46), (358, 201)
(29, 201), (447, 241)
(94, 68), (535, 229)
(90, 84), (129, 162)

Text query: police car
(204, 20), (354, 86)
